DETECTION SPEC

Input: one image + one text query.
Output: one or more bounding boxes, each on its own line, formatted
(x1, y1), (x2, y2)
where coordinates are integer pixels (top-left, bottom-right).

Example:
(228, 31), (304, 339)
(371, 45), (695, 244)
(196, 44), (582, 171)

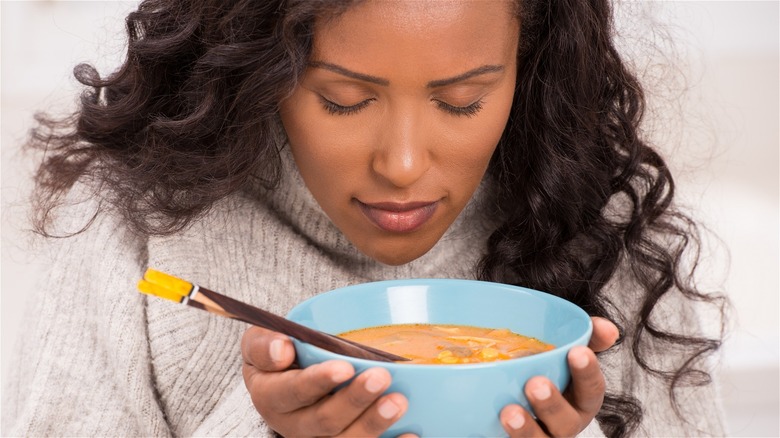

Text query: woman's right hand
(241, 326), (409, 437)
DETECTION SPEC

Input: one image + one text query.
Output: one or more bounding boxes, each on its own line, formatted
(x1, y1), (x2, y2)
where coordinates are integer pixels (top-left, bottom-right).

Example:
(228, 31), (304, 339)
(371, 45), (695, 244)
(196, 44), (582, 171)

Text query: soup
(338, 323), (555, 364)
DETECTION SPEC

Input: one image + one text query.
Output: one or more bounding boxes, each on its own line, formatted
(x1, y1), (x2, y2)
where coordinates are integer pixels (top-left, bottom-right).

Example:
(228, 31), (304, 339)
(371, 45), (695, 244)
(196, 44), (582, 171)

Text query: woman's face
(279, 0), (518, 265)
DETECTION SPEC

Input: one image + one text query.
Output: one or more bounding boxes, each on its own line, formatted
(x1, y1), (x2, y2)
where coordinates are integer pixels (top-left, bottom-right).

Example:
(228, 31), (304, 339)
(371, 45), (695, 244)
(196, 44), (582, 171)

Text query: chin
(349, 226), (449, 266)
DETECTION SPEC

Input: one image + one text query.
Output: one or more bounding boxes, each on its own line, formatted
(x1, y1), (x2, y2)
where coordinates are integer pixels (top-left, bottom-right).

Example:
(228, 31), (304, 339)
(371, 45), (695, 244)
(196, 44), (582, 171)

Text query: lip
(357, 200), (439, 233)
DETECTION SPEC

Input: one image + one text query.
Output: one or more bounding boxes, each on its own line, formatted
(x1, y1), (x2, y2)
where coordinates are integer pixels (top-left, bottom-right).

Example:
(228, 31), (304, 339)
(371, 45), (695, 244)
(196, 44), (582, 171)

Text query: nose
(371, 109), (431, 188)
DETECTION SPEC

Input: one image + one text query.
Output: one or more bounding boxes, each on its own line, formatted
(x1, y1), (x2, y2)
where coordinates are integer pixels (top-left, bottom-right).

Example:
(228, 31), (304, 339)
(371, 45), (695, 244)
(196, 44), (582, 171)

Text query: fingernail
(331, 367), (352, 383)
(364, 372), (385, 393)
(571, 349), (589, 370)
(269, 339), (284, 363)
(508, 411), (525, 429)
(532, 383), (551, 401)
(378, 399), (400, 419)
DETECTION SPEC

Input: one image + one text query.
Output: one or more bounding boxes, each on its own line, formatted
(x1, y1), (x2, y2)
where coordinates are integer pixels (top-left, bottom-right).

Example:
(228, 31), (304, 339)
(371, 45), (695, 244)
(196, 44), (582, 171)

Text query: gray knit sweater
(2, 151), (725, 437)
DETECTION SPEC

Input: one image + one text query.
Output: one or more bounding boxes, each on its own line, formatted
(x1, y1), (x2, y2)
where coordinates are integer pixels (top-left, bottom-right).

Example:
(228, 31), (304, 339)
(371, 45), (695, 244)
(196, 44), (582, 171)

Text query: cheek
(280, 96), (355, 181)
(475, 91), (513, 159)
(443, 107), (509, 178)
(442, 77), (513, 159)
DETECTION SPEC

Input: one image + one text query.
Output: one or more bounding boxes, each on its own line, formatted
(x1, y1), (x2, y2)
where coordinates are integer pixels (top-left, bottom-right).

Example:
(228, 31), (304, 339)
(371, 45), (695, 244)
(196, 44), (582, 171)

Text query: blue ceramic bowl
(287, 279), (592, 438)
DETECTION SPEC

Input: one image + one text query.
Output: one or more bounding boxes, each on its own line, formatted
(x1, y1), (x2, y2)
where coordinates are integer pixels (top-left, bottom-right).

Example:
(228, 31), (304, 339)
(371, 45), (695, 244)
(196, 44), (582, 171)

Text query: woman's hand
(499, 317), (620, 437)
(241, 326), (409, 437)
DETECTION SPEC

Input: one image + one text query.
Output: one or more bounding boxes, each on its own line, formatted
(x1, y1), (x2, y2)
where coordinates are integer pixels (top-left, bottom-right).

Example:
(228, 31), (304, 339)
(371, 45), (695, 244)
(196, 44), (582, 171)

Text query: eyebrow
(426, 65), (505, 88)
(309, 62), (505, 88)
(309, 61), (390, 86)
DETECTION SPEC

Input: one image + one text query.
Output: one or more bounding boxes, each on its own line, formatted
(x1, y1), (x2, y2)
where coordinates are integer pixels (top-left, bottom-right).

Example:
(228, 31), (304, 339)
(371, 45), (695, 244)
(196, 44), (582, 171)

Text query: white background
(2, 1), (778, 435)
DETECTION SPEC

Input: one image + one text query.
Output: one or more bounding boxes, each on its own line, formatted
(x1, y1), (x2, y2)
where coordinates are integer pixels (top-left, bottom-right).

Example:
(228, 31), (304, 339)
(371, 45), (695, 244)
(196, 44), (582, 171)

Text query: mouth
(356, 200), (439, 233)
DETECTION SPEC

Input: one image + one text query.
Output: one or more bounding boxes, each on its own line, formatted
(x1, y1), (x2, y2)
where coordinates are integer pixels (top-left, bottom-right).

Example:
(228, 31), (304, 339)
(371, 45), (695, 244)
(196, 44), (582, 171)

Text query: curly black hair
(27, 0), (725, 436)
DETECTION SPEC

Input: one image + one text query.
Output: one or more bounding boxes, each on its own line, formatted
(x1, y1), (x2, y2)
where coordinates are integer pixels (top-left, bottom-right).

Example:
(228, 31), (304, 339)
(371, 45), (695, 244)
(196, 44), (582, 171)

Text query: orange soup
(339, 323), (554, 364)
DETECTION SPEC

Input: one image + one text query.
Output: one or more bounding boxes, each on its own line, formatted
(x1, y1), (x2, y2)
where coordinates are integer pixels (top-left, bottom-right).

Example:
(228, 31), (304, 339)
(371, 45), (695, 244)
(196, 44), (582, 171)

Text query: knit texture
(2, 149), (724, 437)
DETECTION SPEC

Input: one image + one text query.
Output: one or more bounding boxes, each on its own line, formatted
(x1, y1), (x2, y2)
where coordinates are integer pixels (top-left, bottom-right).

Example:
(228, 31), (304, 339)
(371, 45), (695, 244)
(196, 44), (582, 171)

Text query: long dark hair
(27, 0), (724, 436)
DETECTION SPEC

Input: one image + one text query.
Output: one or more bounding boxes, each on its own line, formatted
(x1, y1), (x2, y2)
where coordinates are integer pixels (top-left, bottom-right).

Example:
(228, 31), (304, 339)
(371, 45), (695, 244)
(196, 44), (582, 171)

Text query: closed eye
(319, 96), (374, 116)
(434, 99), (484, 117)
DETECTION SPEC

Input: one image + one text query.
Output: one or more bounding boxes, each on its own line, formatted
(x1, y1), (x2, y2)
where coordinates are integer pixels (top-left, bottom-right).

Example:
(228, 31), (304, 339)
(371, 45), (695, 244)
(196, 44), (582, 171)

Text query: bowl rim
(287, 278), (594, 369)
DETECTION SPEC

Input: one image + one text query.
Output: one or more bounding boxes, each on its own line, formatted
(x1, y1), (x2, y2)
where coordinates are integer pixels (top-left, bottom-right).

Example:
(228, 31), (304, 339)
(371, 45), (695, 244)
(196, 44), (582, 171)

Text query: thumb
(588, 317), (620, 353)
(241, 326), (296, 371)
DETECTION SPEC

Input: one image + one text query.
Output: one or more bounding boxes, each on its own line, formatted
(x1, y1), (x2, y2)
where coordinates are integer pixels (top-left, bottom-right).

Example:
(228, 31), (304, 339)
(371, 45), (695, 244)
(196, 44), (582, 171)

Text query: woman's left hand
(499, 317), (620, 437)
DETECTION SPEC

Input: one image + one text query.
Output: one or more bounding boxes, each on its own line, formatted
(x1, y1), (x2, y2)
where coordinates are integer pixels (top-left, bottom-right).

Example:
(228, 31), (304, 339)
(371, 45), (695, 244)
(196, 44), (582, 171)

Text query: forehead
(311, 1), (519, 80)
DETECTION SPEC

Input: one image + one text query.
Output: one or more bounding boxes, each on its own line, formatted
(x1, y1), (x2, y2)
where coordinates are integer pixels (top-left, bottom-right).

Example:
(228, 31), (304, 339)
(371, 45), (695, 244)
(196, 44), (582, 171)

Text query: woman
(3, 0), (725, 437)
